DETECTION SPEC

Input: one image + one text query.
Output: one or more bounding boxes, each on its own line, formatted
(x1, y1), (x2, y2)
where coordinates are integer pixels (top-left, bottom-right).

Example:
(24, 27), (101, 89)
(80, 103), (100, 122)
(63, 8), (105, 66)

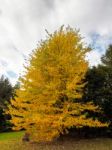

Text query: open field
(0, 132), (112, 150)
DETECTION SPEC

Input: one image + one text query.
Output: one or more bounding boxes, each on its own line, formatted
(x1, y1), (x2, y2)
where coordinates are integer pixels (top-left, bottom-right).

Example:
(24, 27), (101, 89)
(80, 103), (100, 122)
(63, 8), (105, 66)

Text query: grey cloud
(8, 43), (26, 58)
(0, 9), (2, 15)
(0, 0), (112, 83)
(0, 59), (8, 67)
(44, 0), (55, 8)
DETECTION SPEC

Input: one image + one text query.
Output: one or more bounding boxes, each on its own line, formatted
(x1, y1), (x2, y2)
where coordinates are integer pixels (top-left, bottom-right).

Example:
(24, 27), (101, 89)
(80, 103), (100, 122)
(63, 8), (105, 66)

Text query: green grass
(0, 131), (24, 141)
(0, 131), (112, 150)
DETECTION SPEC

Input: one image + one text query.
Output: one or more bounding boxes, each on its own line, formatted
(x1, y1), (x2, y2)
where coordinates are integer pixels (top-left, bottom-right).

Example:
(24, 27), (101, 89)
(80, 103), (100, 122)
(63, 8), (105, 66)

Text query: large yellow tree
(8, 26), (107, 142)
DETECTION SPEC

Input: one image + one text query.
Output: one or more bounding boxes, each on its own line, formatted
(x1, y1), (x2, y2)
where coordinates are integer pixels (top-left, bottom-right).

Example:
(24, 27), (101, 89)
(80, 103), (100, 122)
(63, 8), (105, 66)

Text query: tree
(8, 27), (107, 142)
(0, 75), (14, 108)
(83, 45), (112, 123)
(101, 45), (112, 67)
(83, 66), (105, 106)
(0, 75), (14, 131)
(100, 45), (112, 123)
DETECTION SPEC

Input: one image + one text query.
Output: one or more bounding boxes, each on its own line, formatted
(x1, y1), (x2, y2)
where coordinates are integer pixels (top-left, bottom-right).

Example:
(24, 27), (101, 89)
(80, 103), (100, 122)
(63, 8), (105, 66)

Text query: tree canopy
(8, 27), (107, 142)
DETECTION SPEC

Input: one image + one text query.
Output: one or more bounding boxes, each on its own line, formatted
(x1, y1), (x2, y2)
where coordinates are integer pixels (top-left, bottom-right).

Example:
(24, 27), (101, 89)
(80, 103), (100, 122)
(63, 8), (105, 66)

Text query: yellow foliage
(7, 26), (108, 142)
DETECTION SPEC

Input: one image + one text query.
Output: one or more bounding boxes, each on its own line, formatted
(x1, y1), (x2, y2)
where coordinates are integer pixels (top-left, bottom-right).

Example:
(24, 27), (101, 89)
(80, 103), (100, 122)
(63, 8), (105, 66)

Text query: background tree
(83, 66), (105, 106)
(0, 75), (14, 131)
(0, 75), (14, 108)
(100, 45), (112, 123)
(8, 27), (107, 142)
(83, 45), (112, 124)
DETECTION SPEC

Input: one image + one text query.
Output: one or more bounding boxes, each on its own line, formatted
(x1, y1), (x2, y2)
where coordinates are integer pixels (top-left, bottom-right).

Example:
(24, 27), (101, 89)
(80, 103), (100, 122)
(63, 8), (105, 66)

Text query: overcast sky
(0, 0), (112, 84)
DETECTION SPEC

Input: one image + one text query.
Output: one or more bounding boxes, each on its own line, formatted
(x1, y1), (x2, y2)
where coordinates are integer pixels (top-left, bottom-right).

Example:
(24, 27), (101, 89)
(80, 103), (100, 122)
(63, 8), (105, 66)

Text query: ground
(0, 131), (112, 150)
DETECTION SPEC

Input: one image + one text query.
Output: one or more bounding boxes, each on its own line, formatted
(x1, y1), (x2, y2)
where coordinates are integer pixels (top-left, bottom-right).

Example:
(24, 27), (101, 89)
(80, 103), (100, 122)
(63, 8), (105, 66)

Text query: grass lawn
(0, 131), (112, 150)
(0, 131), (24, 141)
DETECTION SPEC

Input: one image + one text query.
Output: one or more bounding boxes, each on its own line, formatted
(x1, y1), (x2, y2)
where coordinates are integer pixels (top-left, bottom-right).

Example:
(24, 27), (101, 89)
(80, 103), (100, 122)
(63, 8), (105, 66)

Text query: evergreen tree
(0, 75), (14, 131)
(84, 45), (112, 123)
(100, 45), (112, 122)
(0, 75), (14, 108)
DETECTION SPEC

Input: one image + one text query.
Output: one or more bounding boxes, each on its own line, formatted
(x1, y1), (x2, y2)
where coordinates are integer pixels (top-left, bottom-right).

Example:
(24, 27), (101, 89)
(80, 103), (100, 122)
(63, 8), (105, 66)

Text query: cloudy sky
(0, 0), (112, 84)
